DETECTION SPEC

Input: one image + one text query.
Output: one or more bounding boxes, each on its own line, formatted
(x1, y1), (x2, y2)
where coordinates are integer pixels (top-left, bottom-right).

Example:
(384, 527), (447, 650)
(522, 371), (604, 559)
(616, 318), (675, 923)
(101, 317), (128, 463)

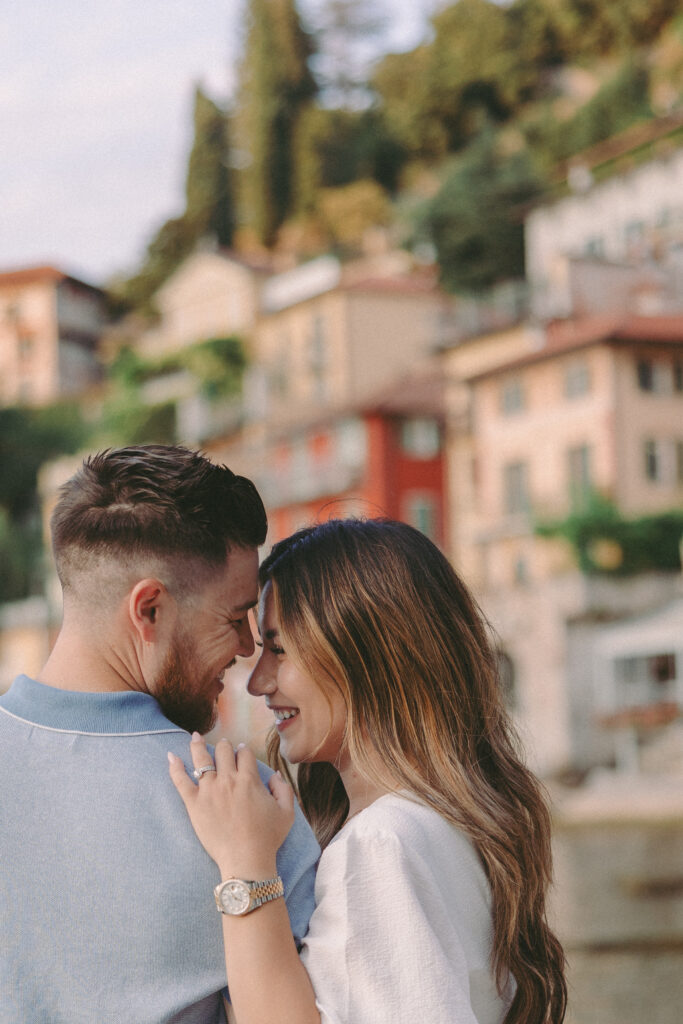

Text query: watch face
(218, 879), (251, 915)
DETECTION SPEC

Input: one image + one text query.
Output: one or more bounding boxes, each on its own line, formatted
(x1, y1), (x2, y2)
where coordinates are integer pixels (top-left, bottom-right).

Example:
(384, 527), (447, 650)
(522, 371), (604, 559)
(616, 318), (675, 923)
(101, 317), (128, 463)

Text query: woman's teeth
(274, 708), (299, 722)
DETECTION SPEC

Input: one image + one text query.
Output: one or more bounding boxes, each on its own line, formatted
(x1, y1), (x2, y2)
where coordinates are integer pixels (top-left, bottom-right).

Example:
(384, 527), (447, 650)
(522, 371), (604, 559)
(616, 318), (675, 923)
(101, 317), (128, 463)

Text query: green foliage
(92, 398), (177, 449)
(527, 57), (652, 167)
(0, 403), (87, 518)
(182, 337), (247, 399)
(554, 0), (682, 57)
(238, 0), (317, 246)
(112, 87), (236, 314)
(536, 493), (683, 575)
(0, 402), (88, 602)
(306, 0), (389, 108)
(294, 107), (407, 214)
(0, 509), (41, 602)
(374, 0), (514, 159)
(185, 87), (236, 246)
(421, 127), (544, 293)
(109, 335), (245, 400)
(93, 334), (245, 447)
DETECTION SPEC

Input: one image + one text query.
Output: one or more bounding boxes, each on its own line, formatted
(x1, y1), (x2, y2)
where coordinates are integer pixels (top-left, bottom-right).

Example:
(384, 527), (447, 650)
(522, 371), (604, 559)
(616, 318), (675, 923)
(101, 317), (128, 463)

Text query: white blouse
(300, 793), (514, 1024)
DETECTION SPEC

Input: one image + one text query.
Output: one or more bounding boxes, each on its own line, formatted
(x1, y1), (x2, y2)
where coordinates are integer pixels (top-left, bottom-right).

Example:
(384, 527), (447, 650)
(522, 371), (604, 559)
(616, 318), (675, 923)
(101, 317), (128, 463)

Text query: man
(0, 445), (319, 1024)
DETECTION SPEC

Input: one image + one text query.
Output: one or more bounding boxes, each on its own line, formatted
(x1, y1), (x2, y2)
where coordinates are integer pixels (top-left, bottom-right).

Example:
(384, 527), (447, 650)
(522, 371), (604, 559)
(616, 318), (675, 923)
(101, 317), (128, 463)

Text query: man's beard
(154, 636), (218, 735)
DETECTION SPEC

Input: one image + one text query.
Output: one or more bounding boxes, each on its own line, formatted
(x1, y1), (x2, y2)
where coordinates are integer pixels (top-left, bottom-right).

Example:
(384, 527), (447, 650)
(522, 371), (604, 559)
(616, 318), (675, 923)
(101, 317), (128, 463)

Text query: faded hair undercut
(51, 445), (266, 593)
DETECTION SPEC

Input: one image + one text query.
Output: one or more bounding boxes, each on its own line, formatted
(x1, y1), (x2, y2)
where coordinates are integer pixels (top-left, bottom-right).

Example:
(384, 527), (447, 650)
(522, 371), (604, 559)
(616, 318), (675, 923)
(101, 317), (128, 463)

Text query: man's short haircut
(51, 445), (267, 591)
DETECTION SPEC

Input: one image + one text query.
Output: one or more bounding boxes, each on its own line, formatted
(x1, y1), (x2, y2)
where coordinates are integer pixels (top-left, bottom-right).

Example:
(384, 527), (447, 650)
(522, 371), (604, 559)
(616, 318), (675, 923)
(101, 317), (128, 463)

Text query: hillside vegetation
(110, 0), (683, 312)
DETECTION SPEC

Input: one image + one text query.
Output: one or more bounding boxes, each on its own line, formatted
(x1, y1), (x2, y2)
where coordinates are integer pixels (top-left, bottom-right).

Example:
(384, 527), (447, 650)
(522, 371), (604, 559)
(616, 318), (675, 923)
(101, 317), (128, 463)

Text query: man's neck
(38, 631), (143, 694)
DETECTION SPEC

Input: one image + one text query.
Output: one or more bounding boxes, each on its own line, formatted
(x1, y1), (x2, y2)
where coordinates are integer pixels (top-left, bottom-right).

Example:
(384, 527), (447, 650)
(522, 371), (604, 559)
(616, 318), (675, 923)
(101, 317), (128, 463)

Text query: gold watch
(214, 876), (284, 916)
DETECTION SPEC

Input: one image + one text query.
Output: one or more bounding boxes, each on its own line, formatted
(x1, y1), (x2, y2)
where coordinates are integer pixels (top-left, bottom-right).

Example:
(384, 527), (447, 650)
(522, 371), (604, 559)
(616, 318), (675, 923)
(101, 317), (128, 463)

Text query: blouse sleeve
(299, 824), (483, 1024)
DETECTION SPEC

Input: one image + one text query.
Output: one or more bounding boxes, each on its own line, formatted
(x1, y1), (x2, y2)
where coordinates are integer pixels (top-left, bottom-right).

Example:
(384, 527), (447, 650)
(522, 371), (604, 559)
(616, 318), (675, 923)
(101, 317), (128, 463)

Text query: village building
(0, 264), (106, 407)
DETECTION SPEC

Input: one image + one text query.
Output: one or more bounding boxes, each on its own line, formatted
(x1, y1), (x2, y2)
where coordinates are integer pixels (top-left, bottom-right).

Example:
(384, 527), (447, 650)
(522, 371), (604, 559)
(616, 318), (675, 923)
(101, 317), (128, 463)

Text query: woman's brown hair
(260, 518), (566, 1024)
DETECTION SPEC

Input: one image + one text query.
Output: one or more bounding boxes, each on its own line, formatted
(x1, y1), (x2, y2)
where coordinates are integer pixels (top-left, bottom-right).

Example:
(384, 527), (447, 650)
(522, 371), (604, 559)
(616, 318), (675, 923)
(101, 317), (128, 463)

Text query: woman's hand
(168, 734), (295, 879)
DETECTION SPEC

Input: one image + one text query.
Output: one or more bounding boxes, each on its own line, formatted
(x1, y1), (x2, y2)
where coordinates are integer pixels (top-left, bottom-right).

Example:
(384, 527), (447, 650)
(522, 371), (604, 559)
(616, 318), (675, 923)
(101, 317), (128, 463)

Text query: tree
(0, 403), (88, 602)
(421, 126), (543, 293)
(236, 0), (317, 246)
(185, 86), (236, 247)
(112, 87), (235, 314)
(306, 0), (389, 108)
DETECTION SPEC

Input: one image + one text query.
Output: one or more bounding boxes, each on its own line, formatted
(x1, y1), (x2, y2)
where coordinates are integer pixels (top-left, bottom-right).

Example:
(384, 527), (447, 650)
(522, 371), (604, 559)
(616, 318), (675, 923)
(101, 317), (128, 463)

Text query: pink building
(0, 265), (106, 407)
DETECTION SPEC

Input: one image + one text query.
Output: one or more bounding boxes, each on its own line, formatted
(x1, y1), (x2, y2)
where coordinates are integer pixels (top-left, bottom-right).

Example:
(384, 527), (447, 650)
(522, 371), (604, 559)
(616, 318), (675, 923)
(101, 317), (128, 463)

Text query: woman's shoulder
(343, 791), (459, 836)
(328, 792), (483, 875)
(317, 790), (493, 923)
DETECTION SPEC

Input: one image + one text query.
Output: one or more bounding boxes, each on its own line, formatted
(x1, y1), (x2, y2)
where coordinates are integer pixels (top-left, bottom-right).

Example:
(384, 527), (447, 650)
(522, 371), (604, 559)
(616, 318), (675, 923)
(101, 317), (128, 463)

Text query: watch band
(245, 876), (284, 908)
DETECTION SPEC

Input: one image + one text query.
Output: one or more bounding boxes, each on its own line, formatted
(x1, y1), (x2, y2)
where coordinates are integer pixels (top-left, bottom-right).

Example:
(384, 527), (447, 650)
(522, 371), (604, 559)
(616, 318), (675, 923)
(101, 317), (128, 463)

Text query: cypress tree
(237, 0), (317, 246)
(185, 85), (236, 246)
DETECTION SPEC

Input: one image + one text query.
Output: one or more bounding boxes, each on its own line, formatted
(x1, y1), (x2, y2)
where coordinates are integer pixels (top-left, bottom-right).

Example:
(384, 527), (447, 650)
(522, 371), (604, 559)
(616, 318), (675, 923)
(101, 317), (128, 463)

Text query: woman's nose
(247, 654), (276, 696)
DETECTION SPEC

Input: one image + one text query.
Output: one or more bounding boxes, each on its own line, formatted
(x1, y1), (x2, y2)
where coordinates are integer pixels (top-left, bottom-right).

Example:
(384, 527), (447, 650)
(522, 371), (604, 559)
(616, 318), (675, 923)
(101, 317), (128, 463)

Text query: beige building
(136, 247), (272, 359)
(447, 314), (683, 590)
(247, 256), (453, 428)
(442, 314), (683, 775)
(525, 114), (683, 320)
(0, 265), (106, 406)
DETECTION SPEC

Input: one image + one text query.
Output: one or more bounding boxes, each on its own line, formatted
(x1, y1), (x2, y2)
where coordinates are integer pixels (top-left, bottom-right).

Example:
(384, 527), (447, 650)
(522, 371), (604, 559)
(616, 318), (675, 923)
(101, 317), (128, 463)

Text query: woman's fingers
(190, 731), (216, 777)
(269, 771), (295, 819)
(234, 743), (258, 772)
(215, 736), (237, 775)
(167, 752), (195, 804)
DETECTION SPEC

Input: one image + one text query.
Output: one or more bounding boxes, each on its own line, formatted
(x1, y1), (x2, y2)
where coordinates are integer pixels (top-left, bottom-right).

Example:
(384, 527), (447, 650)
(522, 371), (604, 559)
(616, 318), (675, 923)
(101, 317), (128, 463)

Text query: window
(270, 336), (289, 398)
(399, 418), (440, 459)
(568, 444), (592, 509)
(637, 358), (673, 394)
(18, 335), (34, 359)
(584, 237), (604, 259)
(500, 378), (525, 415)
(615, 652), (677, 708)
(643, 439), (660, 482)
(637, 359), (653, 391)
(335, 418), (367, 468)
(564, 360), (590, 398)
(309, 316), (326, 370)
(403, 493), (438, 541)
(624, 220), (646, 259)
(503, 461), (529, 516)
(644, 438), (683, 486)
(309, 316), (327, 401)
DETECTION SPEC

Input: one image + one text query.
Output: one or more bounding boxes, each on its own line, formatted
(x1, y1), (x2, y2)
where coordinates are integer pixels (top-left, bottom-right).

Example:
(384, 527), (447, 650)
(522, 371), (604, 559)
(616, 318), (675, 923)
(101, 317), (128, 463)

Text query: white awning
(595, 597), (683, 659)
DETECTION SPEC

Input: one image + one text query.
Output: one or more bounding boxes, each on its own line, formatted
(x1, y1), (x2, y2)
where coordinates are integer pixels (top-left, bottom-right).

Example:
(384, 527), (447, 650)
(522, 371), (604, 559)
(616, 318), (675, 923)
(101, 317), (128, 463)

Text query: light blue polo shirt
(0, 674), (319, 1024)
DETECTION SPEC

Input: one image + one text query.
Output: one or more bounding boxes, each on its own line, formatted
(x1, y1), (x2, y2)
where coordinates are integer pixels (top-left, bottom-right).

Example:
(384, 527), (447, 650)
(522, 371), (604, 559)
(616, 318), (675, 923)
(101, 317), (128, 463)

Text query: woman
(169, 518), (567, 1024)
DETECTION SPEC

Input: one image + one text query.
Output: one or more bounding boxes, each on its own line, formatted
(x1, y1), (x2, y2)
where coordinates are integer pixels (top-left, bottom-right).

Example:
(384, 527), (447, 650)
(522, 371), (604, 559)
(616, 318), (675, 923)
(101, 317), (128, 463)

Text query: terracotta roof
(216, 247), (274, 274)
(0, 264), (103, 294)
(263, 365), (446, 442)
(464, 314), (683, 381)
(558, 111), (683, 182)
(344, 273), (440, 296)
(0, 265), (67, 287)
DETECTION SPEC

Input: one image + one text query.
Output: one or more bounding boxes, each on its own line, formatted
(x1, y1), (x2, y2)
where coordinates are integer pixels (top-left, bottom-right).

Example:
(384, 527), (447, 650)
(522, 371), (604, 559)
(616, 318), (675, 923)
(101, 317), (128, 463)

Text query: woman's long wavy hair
(261, 518), (566, 1024)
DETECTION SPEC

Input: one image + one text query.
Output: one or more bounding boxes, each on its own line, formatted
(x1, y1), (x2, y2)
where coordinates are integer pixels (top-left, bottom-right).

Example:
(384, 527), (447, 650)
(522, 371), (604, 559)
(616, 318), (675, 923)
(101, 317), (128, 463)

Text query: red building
(257, 369), (447, 547)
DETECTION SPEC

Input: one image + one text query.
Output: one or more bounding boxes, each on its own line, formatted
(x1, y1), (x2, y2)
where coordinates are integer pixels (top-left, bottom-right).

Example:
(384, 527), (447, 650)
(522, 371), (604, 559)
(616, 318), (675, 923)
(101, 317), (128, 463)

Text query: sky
(1, 1), (435, 286)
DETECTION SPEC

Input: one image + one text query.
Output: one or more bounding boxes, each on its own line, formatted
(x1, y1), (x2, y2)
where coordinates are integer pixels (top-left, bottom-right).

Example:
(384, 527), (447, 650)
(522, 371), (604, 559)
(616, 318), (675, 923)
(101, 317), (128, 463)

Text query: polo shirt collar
(0, 674), (186, 735)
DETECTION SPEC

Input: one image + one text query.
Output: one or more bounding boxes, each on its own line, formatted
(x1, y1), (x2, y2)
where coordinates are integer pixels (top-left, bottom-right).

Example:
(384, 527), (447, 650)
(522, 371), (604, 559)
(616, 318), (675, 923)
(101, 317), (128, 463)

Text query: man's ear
(129, 579), (170, 643)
